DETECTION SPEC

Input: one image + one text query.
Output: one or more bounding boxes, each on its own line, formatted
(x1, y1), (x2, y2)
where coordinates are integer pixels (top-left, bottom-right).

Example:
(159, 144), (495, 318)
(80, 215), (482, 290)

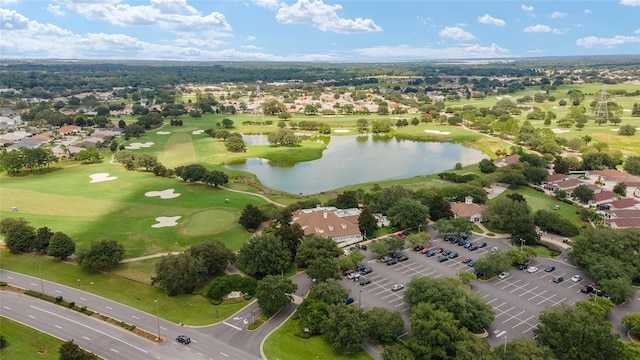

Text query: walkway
(119, 252), (180, 263)
(219, 185), (286, 207)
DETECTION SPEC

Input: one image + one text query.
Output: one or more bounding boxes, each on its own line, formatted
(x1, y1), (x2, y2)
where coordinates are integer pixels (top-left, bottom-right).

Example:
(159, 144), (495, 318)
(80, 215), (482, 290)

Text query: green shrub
(0, 281), (7, 287)
(55, 296), (63, 304)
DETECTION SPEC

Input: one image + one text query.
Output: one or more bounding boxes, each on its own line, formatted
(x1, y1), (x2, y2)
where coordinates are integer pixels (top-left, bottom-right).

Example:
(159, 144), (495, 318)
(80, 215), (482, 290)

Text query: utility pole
(154, 299), (160, 341)
(38, 261), (45, 295)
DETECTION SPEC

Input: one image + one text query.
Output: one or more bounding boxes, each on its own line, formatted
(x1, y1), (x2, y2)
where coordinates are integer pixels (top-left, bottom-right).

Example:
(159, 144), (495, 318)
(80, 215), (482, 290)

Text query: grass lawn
(262, 316), (373, 360)
(531, 244), (555, 257)
(0, 316), (63, 360)
(0, 250), (247, 326)
(497, 186), (582, 228)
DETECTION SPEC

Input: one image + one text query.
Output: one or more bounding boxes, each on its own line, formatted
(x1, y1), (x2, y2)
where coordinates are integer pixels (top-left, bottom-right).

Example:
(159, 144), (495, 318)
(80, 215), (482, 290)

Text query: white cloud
(0, 0), (19, 5)
(439, 26), (475, 40)
(246, 35), (256, 41)
(47, 4), (66, 16)
(241, 44), (262, 50)
(61, 0), (232, 35)
(635, 29), (640, 34)
(521, 4), (534, 11)
(274, 0), (381, 34)
(620, 0), (640, 6)
(523, 24), (562, 34)
(252, 0), (282, 9)
(576, 35), (640, 48)
(478, 14), (506, 26)
(584, 9), (592, 14)
(353, 43), (509, 59)
(550, 11), (567, 19)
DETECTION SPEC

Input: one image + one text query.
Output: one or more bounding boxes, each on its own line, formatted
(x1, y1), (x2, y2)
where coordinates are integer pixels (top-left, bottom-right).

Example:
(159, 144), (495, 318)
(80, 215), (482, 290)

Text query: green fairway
(0, 316), (63, 360)
(495, 187), (582, 227)
(263, 316), (373, 360)
(159, 131), (197, 168)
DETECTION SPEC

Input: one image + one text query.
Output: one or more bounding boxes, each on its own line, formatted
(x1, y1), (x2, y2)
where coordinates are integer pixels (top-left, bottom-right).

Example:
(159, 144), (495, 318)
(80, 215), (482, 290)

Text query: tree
(236, 234), (291, 278)
(358, 207), (378, 238)
(115, 150), (137, 170)
(221, 118), (234, 128)
(492, 337), (554, 360)
(75, 146), (102, 164)
(267, 128), (301, 146)
(297, 298), (330, 335)
(534, 304), (624, 360)
(0, 149), (26, 175)
(323, 304), (368, 354)
(295, 235), (341, 268)
(599, 277), (635, 305)
(387, 198), (429, 229)
(274, 223), (304, 261)
(483, 196), (532, 233)
(408, 302), (463, 359)
(424, 193), (454, 221)
(624, 156), (640, 176)
(307, 258), (340, 283)
(33, 226), (53, 252)
(356, 118), (369, 133)
(3, 221), (36, 254)
(255, 275), (297, 316)
(618, 124), (636, 136)
(382, 344), (415, 360)
(203, 169), (229, 187)
(59, 340), (99, 360)
(366, 307), (404, 344)
(174, 164), (207, 182)
(187, 240), (235, 276)
(472, 250), (512, 278)
(622, 313), (640, 338)
(572, 184), (594, 203)
(224, 135), (246, 152)
(336, 191), (359, 209)
(47, 232), (75, 260)
(575, 296), (614, 319)
(151, 253), (207, 295)
(239, 204), (264, 230)
(611, 182), (627, 198)
(76, 239), (125, 270)
(308, 278), (349, 305)
(478, 159), (497, 173)
(134, 153), (158, 171)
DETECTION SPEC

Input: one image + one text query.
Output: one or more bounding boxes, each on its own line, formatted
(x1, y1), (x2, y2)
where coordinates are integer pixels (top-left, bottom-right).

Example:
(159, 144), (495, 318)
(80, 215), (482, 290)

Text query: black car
(360, 266), (373, 275)
(448, 252), (458, 259)
(413, 245), (425, 252)
(516, 264), (528, 270)
(581, 285), (595, 294)
(176, 335), (191, 344)
(442, 250), (452, 256)
(356, 264), (366, 272)
(397, 254), (409, 262)
(545, 266), (556, 272)
(477, 242), (487, 248)
(450, 238), (460, 244)
(386, 258), (398, 265)
(438, 255), (449, 262)
(360, 277), (372, 286)
(468, 245), (478, 251)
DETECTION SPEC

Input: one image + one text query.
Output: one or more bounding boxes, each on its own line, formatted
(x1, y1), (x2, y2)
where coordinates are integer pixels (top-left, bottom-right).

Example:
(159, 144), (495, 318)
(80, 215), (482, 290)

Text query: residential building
(450, 196), (484, 222)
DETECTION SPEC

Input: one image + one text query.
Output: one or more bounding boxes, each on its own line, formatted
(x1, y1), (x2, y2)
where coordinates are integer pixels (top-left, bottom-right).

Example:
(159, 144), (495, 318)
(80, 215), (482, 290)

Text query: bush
(0, 281), (7, 287)
(55, 296), (63, 304)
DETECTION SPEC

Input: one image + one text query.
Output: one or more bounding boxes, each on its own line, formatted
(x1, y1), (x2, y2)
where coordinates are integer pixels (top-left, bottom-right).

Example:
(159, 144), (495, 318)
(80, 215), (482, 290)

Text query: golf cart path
(219, 185), (286, 207)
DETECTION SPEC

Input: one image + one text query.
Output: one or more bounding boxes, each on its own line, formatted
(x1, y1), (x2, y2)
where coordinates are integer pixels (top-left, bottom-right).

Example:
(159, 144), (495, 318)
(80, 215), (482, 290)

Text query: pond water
(225, 135), (487, 195)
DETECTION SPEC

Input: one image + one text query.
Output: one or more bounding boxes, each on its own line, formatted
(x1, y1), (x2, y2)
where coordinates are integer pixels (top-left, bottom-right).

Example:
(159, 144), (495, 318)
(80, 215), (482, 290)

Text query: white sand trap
(89, 173), (117, 183)
(551, 128), (570, 134)
(125, 142), (154, 150)
(192, 130), (205, 135)
(152, 216), (181, 228)
(157, 131), (170, 135)
(145, 189), (181, 199)
(424, 130), (451, 135)
(611, 128), (620, 132)
(333, 129), (350, 133)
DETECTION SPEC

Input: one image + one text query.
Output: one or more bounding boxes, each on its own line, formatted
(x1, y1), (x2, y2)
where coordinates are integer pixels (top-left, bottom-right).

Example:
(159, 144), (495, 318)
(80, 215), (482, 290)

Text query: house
(589, 191), (616, 205)
(605, 217), (640, 229)
(605, 198), (640, 210)
(57, 125), (81, 136)
(544, 173), (570, 184)
(585, 170), (634, 186)
(291, 206), (363, 248)
(493, 154), (521, 168)
(450, 196), (484, 222)
(621, 181), (640, 198)
(550, 178), (588, 194)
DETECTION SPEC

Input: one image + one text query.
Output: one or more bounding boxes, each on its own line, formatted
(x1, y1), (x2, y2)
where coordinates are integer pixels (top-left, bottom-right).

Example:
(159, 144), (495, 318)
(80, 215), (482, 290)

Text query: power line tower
(593, 84), (609, 125)
(253, 85), (265, 123)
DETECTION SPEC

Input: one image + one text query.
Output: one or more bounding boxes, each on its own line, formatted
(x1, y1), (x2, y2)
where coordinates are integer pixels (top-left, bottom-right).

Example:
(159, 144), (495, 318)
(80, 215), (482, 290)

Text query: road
(1, 269), (315, 360)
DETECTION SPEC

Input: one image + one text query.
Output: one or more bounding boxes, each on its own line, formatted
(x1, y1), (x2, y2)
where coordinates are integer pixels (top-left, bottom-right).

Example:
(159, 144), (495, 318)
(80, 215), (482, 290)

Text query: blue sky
(1, 0), (639, 61)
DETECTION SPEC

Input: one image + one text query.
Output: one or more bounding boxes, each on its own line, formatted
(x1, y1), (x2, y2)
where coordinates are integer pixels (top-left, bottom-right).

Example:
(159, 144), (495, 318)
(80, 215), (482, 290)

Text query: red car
(420, 248), (430, 254)
(396, 232), (407, 239)
(462, 258), (473, 264)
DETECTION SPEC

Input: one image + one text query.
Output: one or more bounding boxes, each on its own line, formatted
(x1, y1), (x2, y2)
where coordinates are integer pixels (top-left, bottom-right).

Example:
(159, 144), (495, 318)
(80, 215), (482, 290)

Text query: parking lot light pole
(504, 335), (507, 355)
(418, 224), (422, 234)
(154, 299), (160, 341)
(359, 290), (362, 307)
(520, 239), (525, 251)
(38, 261), (45, 295)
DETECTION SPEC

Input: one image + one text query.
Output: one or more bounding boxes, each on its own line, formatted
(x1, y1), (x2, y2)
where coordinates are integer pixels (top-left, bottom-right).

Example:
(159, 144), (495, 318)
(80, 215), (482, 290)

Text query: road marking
(3, 306), (11, 310)
(223, 322), (242, 331)
(31, 282), (38, 286)
(82, 336), (90, 341)
(110, 348), (119, 353)
(105, 306), (113, 310)
(367, 260), (377, 264)
(220, 352), (230, 357)
(160, 326), (167, 331)
(495, 330), (506, 338)
(29, 315), (36, 319)
(191, 339), (197, 343)
(80, 297), (87, 301)
(7, 276), (13, 279)
(55, 290), (62, 293)
(55, 325), (63, 329)
(30, 305), (148, 354)
(132, 315), (139, 320)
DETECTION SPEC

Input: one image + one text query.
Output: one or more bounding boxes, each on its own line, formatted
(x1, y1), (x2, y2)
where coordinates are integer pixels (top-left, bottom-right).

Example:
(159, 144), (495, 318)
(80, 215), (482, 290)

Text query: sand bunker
(333, 129), (350, 133)
(125, 142), (154, 150)
(89, 173), (117, 183)
(145, 189), (181, 199)
(192, 130), (205, 135)
(152, 216), (181, 228)
(157, 131), (170, 135)
(424, 130), (451, 135)
(551, 129), (570, 134)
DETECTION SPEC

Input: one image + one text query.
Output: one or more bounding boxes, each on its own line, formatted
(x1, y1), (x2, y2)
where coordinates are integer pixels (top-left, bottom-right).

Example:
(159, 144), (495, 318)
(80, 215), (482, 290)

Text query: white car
(570, 275), (583, 282)
(527, 266), (539, 273)
(498, 272), (510, 280)
(391, 284), (405, 291)
(491, 246), (501, 252)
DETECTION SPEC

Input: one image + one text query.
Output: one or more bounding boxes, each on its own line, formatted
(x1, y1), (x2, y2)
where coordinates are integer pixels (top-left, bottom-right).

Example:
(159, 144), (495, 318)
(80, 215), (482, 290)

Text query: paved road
(1, 269), (317, 360)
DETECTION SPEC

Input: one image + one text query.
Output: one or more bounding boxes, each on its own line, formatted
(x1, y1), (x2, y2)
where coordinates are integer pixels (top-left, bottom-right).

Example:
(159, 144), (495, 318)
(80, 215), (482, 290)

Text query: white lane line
(105, 306), (113, 310)
(30, 305), (148, 354)
(3, 306), (11, 310)
(29, 315), (36, 319)
(55, 325), (63, 329)
(55, 290), (62, 293)
(31, 282), (38, 287)
(111, 348), (119, 353)
(7, 276), (13, 279)
(495, 330), (506, 338)
(80, 297), (87, 301)
(223, 322), (242, 331)
(160, 326), (167, 331)
(220, 352), (229, 357)
(131, 315), (139, 320)
(82, 336), (90, 341)
(191, 339), (197, 343)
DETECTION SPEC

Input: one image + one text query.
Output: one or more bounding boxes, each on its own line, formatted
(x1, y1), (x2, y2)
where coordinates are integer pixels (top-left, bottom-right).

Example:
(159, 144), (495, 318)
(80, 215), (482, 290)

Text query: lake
(225, 135), (488, 195)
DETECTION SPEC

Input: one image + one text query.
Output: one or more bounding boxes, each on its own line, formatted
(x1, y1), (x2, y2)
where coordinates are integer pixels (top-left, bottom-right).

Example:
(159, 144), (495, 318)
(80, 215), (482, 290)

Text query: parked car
(438, 255), (449, 262)
(570, 275), (583, 282)
(516, 264), (528, 271)
(397, 254), (409, 262)
(413, 245), (425, 252)
(477, 242), (487, 248)
(498, 272), (510, 280)
(356, 264), (366, 272)
(467, 260), (476, 267)
(581, 285), (595, 294)
(381, 256), (392, 263)
(462, 258), (473, 264)
(461, 233), (470, 240)
(451, 238), (460, 244)
(345, 296), (355, 305)
(464, 242), (474, 249)
(527, 266), (539, 273)
(545, 266), (556, 272)
(435, 248), (444, 254)
(359, 277), (371, 286)
(420, 247), (431, 254)
(396, 232), (407, 239)
(386, 258), (398, 265)
(343, 269), (354, 276)
(491, 246), (501, 252)
(391, 283), (405, 291)
(176, 335), (191, 344)
(360, 267), (373, 275)
(348, 272), (361, 280)
(425, 251), (436, 257)
(458, 240), (467, 246)
(468, 245), (478, 251)
(448, 252), (458, 259)
(442, 250), (452, 256)
(553, 276), (564, 283)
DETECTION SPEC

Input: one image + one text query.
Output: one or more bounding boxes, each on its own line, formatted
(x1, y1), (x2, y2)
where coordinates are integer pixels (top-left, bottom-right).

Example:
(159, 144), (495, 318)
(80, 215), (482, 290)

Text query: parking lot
(340, 233), (594, 345)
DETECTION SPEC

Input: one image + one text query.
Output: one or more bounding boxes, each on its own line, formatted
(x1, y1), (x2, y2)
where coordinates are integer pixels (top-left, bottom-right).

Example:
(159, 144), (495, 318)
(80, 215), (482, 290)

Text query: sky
(0, 0), (639, 62)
